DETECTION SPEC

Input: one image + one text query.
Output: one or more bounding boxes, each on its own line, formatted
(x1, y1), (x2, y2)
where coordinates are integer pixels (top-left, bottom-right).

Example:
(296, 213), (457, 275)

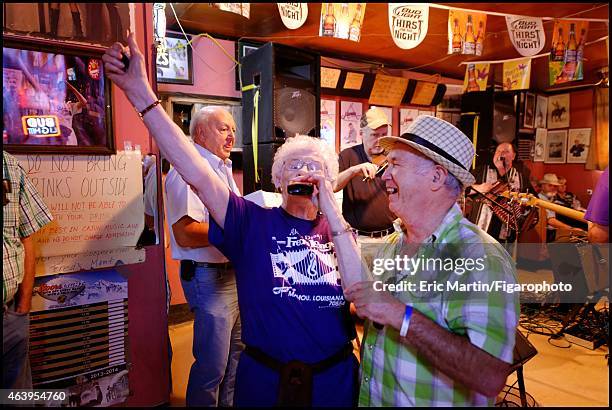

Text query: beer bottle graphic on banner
(463, 15), (476, 54)
(452, 18), (463, 53)
(467, 64), (480, 92)
(475, 20), (484, 56)
(576, 28), (586, 62)
(563, 23), (578, 80)
(554, 28), (565, 61)
(323, 3), (336, 37)
(349, 3), (362, 42)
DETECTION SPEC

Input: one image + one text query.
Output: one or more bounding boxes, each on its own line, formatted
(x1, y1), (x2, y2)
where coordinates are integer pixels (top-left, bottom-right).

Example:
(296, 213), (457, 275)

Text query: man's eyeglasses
(285, 159), (324, 172)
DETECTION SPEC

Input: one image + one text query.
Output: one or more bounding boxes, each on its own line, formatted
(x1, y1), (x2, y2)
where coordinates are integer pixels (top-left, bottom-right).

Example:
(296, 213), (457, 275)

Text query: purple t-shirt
(585, 167), (609, 226)
(209, 192), (357, 406)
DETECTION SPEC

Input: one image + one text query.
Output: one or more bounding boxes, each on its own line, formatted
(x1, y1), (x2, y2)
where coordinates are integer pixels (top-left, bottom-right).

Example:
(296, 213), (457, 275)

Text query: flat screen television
(3, 38), (115, 154)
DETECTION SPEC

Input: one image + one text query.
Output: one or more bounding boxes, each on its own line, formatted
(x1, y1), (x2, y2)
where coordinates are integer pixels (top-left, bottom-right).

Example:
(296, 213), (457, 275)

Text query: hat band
(402, 133), (468, 171)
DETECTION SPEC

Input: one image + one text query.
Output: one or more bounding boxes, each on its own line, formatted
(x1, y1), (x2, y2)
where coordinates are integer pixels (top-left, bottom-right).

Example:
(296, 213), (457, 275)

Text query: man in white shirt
(165, 106), (243, 407)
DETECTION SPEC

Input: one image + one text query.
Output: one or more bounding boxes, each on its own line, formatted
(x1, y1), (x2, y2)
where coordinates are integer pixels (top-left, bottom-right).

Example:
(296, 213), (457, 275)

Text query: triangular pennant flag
(505, 15), (545, 56)
(277, 3), (308, 29)
(463, 63), (489, 92)
(503, 58), (531, 90)
(320, 3), (366, 42)
(448, 9), (487, 55)
(388, 3), (429, 49)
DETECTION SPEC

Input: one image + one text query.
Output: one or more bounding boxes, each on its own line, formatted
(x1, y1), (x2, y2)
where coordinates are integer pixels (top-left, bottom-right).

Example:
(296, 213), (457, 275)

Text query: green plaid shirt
(359, 204), (519, 407)
(3, 151), (53, 304)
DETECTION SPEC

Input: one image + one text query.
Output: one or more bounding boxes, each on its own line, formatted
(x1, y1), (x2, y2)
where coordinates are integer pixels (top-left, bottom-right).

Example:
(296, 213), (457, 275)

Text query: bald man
(164, 106), (243, 406)
(469, 142), (536, 244)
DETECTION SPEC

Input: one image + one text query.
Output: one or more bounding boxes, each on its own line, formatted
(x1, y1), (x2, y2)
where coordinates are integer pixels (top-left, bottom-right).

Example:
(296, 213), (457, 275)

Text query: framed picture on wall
(523, 92), (535, 128)
(400, 108), (419, 135)
(156, 31), (193, 85)
(544, 129), (567, 163)
(235, 40), (263, 90)
(535, 95), (547, 128)
(3, 39), (115, 154)
(320, 99), (337, 151)
(547, 93), (570, 129)
(566, 128), (591, 163)
(534, 128), (547, 162)
(340, 100), (362, 151)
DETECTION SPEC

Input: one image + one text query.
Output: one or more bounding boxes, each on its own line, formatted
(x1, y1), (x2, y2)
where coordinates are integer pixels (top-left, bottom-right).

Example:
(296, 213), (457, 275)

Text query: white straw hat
(379, 115), (476, 187)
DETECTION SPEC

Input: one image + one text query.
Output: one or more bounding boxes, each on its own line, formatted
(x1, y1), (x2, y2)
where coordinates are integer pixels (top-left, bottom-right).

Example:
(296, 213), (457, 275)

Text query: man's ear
(431, 165), (448, 191)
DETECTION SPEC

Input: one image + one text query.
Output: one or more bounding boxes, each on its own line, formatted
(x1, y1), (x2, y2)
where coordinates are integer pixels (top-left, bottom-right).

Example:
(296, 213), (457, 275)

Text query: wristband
(138, 100), (161, 119)
(399, 304), (413, 337)
(331, 223), (354, 238)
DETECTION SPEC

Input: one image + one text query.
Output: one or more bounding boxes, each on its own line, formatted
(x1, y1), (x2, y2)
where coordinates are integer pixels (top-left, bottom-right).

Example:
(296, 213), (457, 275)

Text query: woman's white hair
(271, 134), (339, 189)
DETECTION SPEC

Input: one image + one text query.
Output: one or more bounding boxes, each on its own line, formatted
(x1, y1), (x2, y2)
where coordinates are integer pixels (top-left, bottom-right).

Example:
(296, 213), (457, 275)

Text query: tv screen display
(3, 41), (114, 153)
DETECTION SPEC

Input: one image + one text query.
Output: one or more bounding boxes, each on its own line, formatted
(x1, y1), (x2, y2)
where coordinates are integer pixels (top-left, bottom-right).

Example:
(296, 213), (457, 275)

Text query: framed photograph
(523, 92), (535, 128)
(547, 93), (570, 129)
(235, 40), (263, 90)
(320, 99), (337, 152)
(156, 31), (193, 85)
(544, 130), (567, 163)
(3, 3), (131, 47)
(3, 38), (115, 154)
(340, 100), (362, 151)
(566, 128), (591, 163)
(535, 95), (547, 128)
(400, 108), (419, 135)
(534, 128), (547, 162)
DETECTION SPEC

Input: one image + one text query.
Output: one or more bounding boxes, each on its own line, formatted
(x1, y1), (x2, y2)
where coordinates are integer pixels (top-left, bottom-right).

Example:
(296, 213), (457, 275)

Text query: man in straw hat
(538, 173), (583, 242)
(336, 116), (519, 406)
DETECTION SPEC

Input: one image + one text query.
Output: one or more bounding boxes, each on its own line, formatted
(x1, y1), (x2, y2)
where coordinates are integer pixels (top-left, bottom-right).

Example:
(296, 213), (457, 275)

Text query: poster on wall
(340, 101), (362, 151)
(3, 3), (131, 46)
(523, 92), (536, 128)
(320, 3), (366, 42)
(535, 95), (548, 128)
(566, 128), (591, 164)
(3, 42), (114, 154)
(549, 19), (589, 85)
(502, 58), (531, 91)
(320, 99), (337, 150)
(388, 3), (429, 49)
(534, 128), (547, 162)
(505, 15), (545, 56)
(547, 93), (570, 129)
(278, 3), (308, 29)
(30, 269), (129, 407)
(544, 129), (568, 163)
(463, 63), (489, 92)
(156, 32), (193, 85)
(448, 9), (487, 55)
(400, 108), (419, 135)
(15, 151), (145, 257)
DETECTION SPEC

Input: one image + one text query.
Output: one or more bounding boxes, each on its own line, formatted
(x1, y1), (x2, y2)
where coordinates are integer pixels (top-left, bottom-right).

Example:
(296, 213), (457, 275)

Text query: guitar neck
(533, 197), (586, 222)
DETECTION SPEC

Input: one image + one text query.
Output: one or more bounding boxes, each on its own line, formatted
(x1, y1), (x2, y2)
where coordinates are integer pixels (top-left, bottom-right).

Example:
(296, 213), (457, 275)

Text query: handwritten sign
(15, 151), (145, 258)
(369, 74), (409, 107)
(35, 247), (146, 277)
(321, 67), (342, 88)
(343, 72), (364, 90)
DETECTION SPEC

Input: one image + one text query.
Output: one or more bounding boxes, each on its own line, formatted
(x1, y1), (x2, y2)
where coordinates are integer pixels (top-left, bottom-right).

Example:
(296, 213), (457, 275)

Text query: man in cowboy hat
(331, 116), (519, 406)
(538, 173), (583, 242)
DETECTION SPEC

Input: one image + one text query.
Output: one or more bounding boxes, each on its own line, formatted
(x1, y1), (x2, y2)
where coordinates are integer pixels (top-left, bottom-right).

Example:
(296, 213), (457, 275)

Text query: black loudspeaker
(241, 42), (321, 144)
(241, 42), (320, 194)
(243, 143), (283, 194)
(459, 90), (518, 169)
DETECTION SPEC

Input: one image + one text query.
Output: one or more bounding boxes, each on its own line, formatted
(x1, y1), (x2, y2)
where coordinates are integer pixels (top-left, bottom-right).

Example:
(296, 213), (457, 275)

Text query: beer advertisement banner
(278, 3), (308, 29)
(388, 3), (429, 49)
(463, 63), (490, 92)
(549, 19), (589, 85)
(448, 9), (487, 55)
(502, 58), (531, 91)
(505, 15), (545, 56)
(320, 3), (366, 42)
(210, 3), (250, 18)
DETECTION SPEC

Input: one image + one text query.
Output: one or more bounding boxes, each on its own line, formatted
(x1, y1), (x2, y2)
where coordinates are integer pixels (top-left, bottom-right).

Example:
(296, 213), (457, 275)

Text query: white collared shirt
(164, 144), (241, 262)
